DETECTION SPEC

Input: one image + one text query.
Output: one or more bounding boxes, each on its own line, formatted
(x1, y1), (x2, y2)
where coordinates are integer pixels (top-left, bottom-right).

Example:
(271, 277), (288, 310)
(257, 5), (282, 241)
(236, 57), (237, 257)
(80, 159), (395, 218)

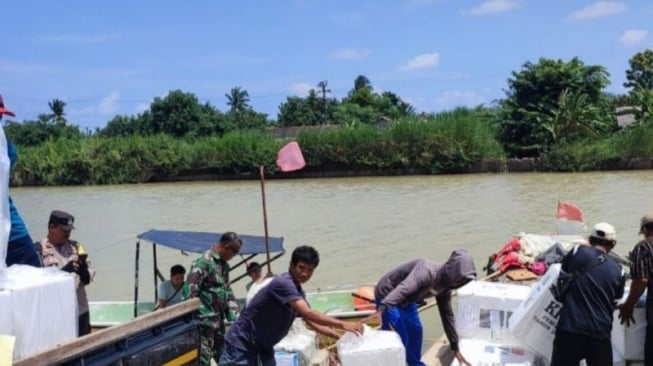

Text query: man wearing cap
(619, 214), (653, 365)
(361, 249), (477, 366)
(186, 231), (243, 366)
(0, 94), (41, 268)
(37, 210), (95, 336)
(552, 222), (625, 366)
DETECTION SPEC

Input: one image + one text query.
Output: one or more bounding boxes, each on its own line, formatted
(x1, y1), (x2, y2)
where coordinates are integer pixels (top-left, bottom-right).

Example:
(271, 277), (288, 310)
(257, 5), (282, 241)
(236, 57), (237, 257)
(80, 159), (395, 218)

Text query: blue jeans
(6, 234), (41, 267)
(218, 341), (275, 366)
(379, 302), (425, 366)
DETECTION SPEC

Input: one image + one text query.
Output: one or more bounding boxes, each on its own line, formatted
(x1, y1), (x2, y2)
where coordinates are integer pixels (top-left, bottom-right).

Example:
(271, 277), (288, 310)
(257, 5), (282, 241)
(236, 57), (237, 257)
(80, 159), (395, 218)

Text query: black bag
(550, 254), (606, 302)
(550, 270), (575, 302)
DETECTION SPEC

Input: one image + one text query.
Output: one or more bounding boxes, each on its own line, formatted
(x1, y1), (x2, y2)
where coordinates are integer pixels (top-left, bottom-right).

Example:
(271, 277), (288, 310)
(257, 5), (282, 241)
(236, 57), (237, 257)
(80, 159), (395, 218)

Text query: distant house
(267, 124), (340, 139)
(373, 116), (393, 128)
(616, 106), (639, 128)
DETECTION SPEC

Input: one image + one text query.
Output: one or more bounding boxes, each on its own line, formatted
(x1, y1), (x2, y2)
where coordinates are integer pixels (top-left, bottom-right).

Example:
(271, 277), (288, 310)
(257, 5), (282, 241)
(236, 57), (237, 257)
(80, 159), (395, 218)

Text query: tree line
(3, 49), (653, 185)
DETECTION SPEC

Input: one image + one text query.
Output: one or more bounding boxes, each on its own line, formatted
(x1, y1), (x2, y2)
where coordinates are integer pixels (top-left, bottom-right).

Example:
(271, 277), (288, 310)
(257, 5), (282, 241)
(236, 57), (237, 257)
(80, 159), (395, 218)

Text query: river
(9, 171), (653, 344)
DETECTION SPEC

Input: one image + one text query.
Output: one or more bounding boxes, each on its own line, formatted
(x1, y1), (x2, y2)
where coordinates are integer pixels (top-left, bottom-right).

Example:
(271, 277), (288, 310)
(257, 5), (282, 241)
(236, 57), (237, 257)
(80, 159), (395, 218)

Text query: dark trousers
(551, 330), (612, 366)
(219, 340), (275, 366)
(79, 311), (91, 336)
(646, 325), (653, 366)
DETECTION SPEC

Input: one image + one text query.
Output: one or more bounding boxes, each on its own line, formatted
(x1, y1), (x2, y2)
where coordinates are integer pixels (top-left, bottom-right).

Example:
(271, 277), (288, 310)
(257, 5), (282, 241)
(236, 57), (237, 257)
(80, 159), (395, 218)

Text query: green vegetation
(3, 49), (653, 186)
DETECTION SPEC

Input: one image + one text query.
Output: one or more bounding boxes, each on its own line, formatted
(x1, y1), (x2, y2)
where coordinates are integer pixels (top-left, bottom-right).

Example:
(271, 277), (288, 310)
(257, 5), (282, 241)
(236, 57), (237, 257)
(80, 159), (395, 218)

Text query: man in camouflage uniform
(187, 231), (242, 366)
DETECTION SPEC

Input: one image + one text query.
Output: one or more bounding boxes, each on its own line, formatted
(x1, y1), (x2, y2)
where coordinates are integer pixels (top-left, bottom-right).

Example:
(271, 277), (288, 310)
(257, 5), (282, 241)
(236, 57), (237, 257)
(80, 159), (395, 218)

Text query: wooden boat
(15, 298), (202, 366)
(89, 229), (287, 328)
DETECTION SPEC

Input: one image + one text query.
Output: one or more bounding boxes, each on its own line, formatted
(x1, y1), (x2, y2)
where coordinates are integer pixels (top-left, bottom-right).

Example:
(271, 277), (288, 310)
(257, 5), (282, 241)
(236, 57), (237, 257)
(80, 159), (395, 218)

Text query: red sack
(497, 251), (526, 273)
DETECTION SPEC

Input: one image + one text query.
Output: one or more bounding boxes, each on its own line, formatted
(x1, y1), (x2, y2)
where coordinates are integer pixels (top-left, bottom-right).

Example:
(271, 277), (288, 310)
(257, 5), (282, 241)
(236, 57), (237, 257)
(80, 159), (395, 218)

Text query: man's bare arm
(289, 298), (363, 335)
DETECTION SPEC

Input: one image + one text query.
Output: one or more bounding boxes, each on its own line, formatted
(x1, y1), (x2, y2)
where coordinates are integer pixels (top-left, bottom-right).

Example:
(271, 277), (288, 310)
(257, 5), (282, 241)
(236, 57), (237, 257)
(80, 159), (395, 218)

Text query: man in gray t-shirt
(158, 264), (190, 309)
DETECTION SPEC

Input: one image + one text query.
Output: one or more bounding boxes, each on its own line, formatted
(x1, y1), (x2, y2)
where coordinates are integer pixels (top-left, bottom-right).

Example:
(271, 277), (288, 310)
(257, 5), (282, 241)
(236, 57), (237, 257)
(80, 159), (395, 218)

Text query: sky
(2, 0), (653, 131)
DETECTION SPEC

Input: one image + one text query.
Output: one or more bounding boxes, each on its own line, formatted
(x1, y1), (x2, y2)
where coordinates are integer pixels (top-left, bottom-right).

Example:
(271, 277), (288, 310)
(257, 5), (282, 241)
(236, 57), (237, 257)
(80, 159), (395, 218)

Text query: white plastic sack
(508, 263), (563, 360)
(274, 319), (317, 366)
(337, 324), (405, 366)
(245, 276), (274, 306)
(456, 280), (530, 343)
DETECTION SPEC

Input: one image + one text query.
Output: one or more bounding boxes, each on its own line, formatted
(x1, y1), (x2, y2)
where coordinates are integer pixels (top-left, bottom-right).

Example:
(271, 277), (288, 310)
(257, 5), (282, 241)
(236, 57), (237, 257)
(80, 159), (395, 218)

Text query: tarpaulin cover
(137, 229), (284, 255)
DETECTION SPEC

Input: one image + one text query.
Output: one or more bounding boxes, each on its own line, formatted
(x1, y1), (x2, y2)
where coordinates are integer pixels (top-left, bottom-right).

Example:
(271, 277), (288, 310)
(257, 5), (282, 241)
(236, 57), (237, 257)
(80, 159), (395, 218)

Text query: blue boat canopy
(137, 229), (285, 255)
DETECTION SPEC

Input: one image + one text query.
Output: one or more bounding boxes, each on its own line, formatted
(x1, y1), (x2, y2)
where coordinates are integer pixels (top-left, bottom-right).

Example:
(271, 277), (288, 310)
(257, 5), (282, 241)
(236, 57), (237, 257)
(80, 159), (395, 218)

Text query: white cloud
(0, 58), (50, 74)
(465, 0), (519, 15)
(33, 33), (117, 45)
(329, 48), (370, 60)
(568, 2), (627, 20)
(99, 92), (120, 115)
(619, 30), (650, 48)
(289, 82), (313, 96)
(435, 91), (485, 109)
(399, 52), (440, 72)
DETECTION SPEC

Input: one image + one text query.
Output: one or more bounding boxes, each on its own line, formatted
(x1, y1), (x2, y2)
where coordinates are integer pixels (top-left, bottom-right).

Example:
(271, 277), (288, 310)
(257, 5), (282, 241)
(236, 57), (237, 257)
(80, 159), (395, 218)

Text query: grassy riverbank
(10, 112), (653, 186)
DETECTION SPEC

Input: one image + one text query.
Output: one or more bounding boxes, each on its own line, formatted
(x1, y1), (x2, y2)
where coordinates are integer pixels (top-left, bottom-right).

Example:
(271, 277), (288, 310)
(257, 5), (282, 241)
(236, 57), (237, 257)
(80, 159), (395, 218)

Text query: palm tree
(354, 75), (372, 91)
(539, 89), (603, 144)
(48, 98), (67, 126)
(317, 81), (331, 124)
(225, 87), (250, 113)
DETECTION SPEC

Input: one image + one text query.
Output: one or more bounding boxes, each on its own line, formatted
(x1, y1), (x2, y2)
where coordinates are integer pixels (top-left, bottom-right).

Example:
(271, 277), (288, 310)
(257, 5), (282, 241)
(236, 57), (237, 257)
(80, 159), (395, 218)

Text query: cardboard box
(508, 263), (562, 360)
(456, 280), (531, 342)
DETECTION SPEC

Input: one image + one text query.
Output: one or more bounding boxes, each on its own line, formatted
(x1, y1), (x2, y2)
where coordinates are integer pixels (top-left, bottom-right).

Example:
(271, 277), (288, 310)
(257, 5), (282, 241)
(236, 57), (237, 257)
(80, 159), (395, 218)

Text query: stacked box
(337, 326), (405, 366)
(0, 265), (77, 360)
(449, 338), (543, 366)
(456, 280), (531, 343)
(508, 263), (562, 360)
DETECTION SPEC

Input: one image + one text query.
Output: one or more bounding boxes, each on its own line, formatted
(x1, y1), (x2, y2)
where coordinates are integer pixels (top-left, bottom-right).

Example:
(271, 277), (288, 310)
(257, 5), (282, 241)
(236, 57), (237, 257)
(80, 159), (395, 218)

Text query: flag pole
(259, 165), (272, 275)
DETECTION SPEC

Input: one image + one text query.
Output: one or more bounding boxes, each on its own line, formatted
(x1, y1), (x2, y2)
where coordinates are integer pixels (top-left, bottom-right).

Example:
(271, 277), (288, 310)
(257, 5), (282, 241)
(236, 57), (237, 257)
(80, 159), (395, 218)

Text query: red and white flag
(556, 201), (585, 235)
(276, 141), (306, 172)
(556, 201), (583, 222)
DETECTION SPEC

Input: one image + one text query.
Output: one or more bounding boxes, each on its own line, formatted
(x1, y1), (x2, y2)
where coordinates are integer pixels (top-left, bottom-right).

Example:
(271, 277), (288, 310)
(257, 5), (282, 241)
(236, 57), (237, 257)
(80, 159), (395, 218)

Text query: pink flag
(276, 141), (306, 172)
(556, 201), (583, 222)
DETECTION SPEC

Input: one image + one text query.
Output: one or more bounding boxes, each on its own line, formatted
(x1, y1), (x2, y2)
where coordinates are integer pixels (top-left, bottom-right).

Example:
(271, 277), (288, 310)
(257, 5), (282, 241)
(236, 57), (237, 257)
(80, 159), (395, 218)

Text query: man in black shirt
(619, 213), (653, 366)
(551, 222), (626, 366)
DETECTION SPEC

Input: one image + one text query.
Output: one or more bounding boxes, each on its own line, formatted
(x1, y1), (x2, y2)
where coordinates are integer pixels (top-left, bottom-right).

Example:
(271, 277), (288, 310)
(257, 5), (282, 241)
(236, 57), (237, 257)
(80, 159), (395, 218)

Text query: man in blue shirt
(552, 222), (626, 366)
(0, 94), (41, 268)
(219, 245), (363, 366)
